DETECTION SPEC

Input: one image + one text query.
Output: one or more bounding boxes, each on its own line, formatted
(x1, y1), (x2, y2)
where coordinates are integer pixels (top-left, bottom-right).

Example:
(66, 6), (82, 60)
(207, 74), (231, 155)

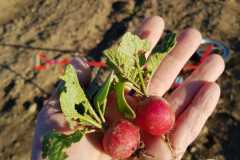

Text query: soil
(0, 0), (239, 160)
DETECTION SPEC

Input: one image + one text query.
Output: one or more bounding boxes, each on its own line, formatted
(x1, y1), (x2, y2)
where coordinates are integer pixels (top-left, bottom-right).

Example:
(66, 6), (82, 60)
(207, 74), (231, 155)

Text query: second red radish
(102, 119), (140, 159)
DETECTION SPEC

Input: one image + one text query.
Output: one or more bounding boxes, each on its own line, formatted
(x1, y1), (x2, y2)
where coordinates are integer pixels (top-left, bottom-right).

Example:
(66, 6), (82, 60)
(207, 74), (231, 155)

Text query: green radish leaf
(139, 54), (146, 66)
(60, 64), (102, 129)
(104, 32), (150, 95)
(114, 81), (136, 119)
(42, 130), (85, 160)
(118, 32), (150, 56)
(145, 53), (166, 75)
(93, 72), (114, 122)
(145, 32), (176, 78)
(105, 46), (141, 90)
(153, 32), (176, 53)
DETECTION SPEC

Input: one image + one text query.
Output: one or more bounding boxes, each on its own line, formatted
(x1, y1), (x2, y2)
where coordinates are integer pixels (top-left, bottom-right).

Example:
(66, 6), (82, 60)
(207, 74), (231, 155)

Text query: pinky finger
(170, 82), (220, 159)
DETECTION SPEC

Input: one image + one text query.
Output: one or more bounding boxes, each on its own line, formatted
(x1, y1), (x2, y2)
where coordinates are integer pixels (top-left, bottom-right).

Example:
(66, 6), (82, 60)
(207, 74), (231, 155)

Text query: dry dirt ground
(0, 0), (240, 160)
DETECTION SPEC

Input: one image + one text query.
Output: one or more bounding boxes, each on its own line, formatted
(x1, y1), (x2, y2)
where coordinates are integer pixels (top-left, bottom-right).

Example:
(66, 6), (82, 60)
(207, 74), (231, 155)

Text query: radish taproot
(102, 119), (140, 159)
(135, 96), (175, 136)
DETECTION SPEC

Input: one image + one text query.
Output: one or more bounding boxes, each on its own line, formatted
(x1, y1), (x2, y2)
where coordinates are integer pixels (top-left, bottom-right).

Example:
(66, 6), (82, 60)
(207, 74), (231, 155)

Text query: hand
(31, 16), (225, 160)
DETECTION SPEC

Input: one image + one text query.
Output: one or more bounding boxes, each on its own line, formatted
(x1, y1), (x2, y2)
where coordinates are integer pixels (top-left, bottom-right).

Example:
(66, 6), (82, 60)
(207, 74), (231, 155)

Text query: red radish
(102, 119), (140, 159)
(135, 96), (175, 136)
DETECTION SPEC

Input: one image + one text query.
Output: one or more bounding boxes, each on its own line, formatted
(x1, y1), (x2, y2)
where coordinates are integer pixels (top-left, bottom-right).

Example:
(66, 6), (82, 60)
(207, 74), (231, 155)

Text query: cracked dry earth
(0, 0), (240, 160)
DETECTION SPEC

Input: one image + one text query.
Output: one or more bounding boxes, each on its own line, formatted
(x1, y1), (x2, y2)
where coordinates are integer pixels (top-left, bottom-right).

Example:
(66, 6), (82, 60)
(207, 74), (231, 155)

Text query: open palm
(32, 16), (224, 160)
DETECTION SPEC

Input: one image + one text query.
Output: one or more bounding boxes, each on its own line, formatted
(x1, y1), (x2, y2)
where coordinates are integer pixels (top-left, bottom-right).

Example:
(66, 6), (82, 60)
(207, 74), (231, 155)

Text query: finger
(170, 82), (220, 159)
(136, 16), (165, 58)
(184, 54), (225, 85)
(148, 28), (202, 96)
(167, 54), (225, 116)
(141, 133), (174, 160)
